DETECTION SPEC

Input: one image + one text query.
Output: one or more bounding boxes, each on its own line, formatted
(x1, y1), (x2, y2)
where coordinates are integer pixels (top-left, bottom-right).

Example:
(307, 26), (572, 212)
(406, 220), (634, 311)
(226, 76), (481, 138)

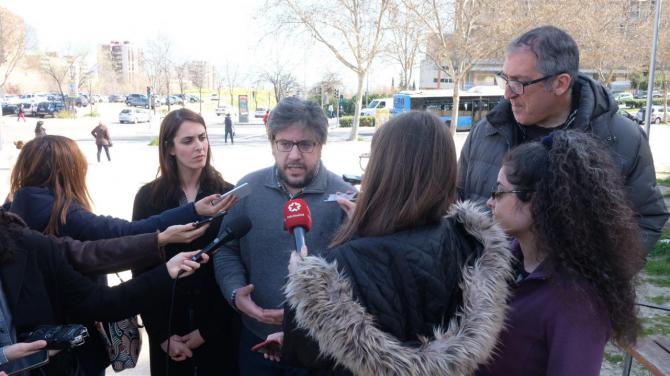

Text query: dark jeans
(225, 129), (234, 143)
(96, 144), (111, 162)
(239, 326), (309, 376)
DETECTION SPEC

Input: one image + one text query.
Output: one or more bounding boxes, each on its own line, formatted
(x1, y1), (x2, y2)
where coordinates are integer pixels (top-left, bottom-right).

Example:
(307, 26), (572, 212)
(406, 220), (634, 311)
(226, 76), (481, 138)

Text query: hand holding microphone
(190, 216), (252, 263)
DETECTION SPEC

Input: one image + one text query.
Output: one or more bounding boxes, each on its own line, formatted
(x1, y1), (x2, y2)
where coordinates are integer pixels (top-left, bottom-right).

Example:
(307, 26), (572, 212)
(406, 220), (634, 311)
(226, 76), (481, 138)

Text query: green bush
(148, 137), (159, 146)
(622, 99), (670, 109)
(84, 111), (100, 117)
(338, 116), (375, 128)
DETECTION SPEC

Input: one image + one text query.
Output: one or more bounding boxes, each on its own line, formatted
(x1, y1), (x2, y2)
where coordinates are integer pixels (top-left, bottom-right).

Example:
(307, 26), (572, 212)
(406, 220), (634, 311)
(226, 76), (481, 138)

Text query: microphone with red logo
(283, 198), (312, 252)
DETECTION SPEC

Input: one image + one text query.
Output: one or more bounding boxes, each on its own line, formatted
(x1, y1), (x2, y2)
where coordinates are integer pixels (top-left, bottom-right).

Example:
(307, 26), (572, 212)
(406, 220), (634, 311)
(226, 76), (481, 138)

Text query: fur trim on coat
(284, 201), (514, 376)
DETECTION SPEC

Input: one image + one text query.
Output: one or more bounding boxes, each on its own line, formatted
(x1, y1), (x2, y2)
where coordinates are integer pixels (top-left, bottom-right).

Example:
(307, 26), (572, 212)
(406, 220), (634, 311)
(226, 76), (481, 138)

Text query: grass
(603, 352), (624, 363)
(658, 176), (670, 186)
(645, 227), (670, 287)
(650, 296), (670, 305)
(56, 110), (76, 119)
(148, 137), (159, 146)
(641, 314), (670, 336)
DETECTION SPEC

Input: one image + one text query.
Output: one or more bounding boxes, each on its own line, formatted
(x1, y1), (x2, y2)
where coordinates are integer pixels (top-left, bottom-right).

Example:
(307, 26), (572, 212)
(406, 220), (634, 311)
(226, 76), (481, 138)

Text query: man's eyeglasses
(275, 140), (317, 153)
(490, 188), (535, 200)
(496, 71), (562, 95)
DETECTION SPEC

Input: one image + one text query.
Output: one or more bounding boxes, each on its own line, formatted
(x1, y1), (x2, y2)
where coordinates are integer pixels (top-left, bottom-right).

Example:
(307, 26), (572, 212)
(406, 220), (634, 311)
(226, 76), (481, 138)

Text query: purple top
(477, 242), (611, 376)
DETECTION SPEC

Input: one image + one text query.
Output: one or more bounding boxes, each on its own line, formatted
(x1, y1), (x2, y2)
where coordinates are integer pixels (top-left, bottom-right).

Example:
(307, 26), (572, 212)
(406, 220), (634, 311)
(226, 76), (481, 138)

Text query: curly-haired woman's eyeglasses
(490, 189), (535, 200)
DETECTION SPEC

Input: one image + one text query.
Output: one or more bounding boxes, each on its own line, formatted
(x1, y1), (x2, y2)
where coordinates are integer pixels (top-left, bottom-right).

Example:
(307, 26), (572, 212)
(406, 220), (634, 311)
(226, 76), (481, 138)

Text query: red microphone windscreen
(283, 198), (312, 234)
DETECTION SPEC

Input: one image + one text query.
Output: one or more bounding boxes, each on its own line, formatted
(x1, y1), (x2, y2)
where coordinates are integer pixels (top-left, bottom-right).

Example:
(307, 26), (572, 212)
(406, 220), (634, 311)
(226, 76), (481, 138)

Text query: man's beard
(277, 163), (319, 191)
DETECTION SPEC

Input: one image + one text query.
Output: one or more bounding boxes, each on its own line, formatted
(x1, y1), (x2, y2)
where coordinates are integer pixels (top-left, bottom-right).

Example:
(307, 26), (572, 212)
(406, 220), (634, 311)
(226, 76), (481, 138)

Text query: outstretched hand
(166, 250), (208, 279)
(3, 340), (47, 361)
(235, 284), (284, 325)
(158, 223), (209, 246)
(194, 193), (237, 217)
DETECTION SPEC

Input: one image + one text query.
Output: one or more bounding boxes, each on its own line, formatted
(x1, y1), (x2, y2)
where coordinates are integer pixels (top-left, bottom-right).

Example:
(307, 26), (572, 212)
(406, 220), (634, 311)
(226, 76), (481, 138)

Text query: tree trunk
(450, 80), (461, 136)
(349, 71), (366, 141)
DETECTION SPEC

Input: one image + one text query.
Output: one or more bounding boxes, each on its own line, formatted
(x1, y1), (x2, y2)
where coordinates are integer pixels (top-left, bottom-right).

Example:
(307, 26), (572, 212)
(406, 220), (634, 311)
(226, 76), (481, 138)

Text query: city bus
(391, 86), (504, 131)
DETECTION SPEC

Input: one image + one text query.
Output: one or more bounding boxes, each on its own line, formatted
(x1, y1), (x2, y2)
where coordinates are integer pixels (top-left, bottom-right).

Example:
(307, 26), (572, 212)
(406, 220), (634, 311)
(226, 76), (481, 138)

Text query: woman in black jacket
(132, 108), (240, 375)
(6, 135), (234, 375)
(0, 209), (207, 375)
(266, 111), (514, 375)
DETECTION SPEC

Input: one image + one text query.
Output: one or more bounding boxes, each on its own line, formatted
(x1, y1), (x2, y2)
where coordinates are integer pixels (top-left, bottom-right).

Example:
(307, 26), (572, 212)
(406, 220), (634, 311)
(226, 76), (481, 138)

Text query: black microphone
(190, 216), (252, 263)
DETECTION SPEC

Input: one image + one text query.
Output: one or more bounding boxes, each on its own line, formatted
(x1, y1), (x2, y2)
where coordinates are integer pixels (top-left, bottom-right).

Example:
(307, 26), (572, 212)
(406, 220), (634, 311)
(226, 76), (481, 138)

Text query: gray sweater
(214, 163), (352, 338)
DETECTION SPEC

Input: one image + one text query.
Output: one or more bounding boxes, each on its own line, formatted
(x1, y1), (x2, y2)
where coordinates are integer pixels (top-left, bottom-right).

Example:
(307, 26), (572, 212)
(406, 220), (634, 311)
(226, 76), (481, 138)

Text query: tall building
(97, 41), (144, 86)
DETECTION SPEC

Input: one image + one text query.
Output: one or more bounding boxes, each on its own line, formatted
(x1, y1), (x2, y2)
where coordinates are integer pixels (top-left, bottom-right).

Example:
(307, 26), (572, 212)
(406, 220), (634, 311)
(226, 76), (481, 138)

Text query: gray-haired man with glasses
(458, 25), (668, 253)
(214, 97), (352, 375)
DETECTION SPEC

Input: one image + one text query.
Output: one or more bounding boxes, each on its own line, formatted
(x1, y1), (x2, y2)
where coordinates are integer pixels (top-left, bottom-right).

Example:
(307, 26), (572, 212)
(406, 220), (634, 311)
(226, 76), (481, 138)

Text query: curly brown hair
(502, 130), (643, 346)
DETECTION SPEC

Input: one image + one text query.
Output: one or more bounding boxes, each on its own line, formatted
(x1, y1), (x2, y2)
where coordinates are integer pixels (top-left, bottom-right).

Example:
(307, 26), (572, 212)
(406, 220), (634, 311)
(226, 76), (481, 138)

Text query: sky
(3, 0), (406, 93)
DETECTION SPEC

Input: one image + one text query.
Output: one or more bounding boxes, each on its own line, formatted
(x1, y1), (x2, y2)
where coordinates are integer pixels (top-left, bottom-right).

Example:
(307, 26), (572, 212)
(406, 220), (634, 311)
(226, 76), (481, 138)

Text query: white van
(361, 97), (393, 116)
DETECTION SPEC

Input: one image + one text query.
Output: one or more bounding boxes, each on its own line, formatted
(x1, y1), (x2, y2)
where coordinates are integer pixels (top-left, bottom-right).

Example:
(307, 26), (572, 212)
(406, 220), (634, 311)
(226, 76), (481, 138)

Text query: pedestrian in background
(17, 105), (25, 122)
(225, 113), (234, 144)
(34, 120), (46, 138)
(327, 104), (334, 118)
(91, 121), (112, 162)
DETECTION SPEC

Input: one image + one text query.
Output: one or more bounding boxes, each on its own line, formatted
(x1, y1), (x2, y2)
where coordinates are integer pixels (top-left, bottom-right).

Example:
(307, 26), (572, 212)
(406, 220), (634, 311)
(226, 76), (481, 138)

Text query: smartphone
(251, 339), (281, 355)
(342, 174), (362, 185)
(0, 349), (49, 375)
(210, 182), (251, 206)
(193, 210), (228, 228)
(324, 191), (357, 202)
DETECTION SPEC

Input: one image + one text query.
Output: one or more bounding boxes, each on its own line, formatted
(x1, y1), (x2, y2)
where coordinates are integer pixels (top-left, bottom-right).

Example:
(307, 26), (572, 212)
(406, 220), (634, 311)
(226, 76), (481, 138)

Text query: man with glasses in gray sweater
(214, 97), (352, 376)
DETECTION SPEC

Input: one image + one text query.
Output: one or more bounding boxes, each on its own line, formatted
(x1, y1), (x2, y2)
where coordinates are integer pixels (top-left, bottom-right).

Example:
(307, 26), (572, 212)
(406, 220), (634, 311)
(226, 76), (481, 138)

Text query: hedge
(621, 98), (670, 108)
(338, 116), (375, 128)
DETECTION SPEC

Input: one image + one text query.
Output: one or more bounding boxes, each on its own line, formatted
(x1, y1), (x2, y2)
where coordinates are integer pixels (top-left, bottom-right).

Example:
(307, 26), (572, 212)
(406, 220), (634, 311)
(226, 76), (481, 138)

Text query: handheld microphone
(190, 216), (252, 263)
(283, 198), (312, 252)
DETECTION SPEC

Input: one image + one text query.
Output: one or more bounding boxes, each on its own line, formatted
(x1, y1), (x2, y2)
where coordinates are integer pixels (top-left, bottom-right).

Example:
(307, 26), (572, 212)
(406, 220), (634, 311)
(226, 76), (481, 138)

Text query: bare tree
(310, 72), (342, 108)
(267, 0), (390, 140)
(41, 53), (86, 109)
(385, 1), (424, 90)
(145, 35), (174, 111)
(190, 61), (206, 114)
(175, 62), (190, 99)
(403, 0), (519, 133)
(221, 61), (241, 105)
(0, 7), (26, 91)
(261, 66), (300, 102)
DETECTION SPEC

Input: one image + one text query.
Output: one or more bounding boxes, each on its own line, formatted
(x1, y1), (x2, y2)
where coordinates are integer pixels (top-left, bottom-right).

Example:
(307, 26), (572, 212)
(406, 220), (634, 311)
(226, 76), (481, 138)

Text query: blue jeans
(239, 326), (309, 376)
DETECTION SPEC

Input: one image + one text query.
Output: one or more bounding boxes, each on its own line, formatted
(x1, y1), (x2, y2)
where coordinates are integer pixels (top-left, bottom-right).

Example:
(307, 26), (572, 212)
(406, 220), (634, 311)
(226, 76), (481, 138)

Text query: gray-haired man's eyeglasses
(496, 71), (562, 95)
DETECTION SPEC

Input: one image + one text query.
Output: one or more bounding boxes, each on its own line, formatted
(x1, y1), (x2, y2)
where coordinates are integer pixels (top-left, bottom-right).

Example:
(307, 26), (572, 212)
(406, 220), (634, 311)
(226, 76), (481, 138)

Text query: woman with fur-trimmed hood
(260, 111), (515, 376)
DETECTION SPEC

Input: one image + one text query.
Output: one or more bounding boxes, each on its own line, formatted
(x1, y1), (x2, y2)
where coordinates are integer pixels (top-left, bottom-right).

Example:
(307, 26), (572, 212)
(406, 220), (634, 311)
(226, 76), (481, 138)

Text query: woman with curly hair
(478, 130), (644, 376)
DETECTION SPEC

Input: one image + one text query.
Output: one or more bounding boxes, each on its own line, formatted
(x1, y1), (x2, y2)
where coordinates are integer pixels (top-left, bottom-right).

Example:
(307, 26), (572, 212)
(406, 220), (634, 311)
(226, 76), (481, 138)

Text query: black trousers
(96, 144), (111, 162)
(225, 129), (234, 143)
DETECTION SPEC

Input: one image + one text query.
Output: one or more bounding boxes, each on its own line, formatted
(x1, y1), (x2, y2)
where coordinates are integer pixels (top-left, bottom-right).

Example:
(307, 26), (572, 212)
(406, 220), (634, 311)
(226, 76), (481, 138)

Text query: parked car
(126, 94), (149, 108)
(187, 95), (201, 103)
(119, 108), (152, 123)
(108, 94), (126, 103)
(254, 108), (267, 118)
(167, 96), (184, 105)
(360, 98), (393, 116)
(613, 92), (634, 103)
(74, 96), (89, 107)
(635, 105), (667, 124)
(1, 103), (18, 115)
(20, 102), (39, 116)
(216, 104), (237, 117)
(36, 101), (65, 118)
(634, 90), (663, 99)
